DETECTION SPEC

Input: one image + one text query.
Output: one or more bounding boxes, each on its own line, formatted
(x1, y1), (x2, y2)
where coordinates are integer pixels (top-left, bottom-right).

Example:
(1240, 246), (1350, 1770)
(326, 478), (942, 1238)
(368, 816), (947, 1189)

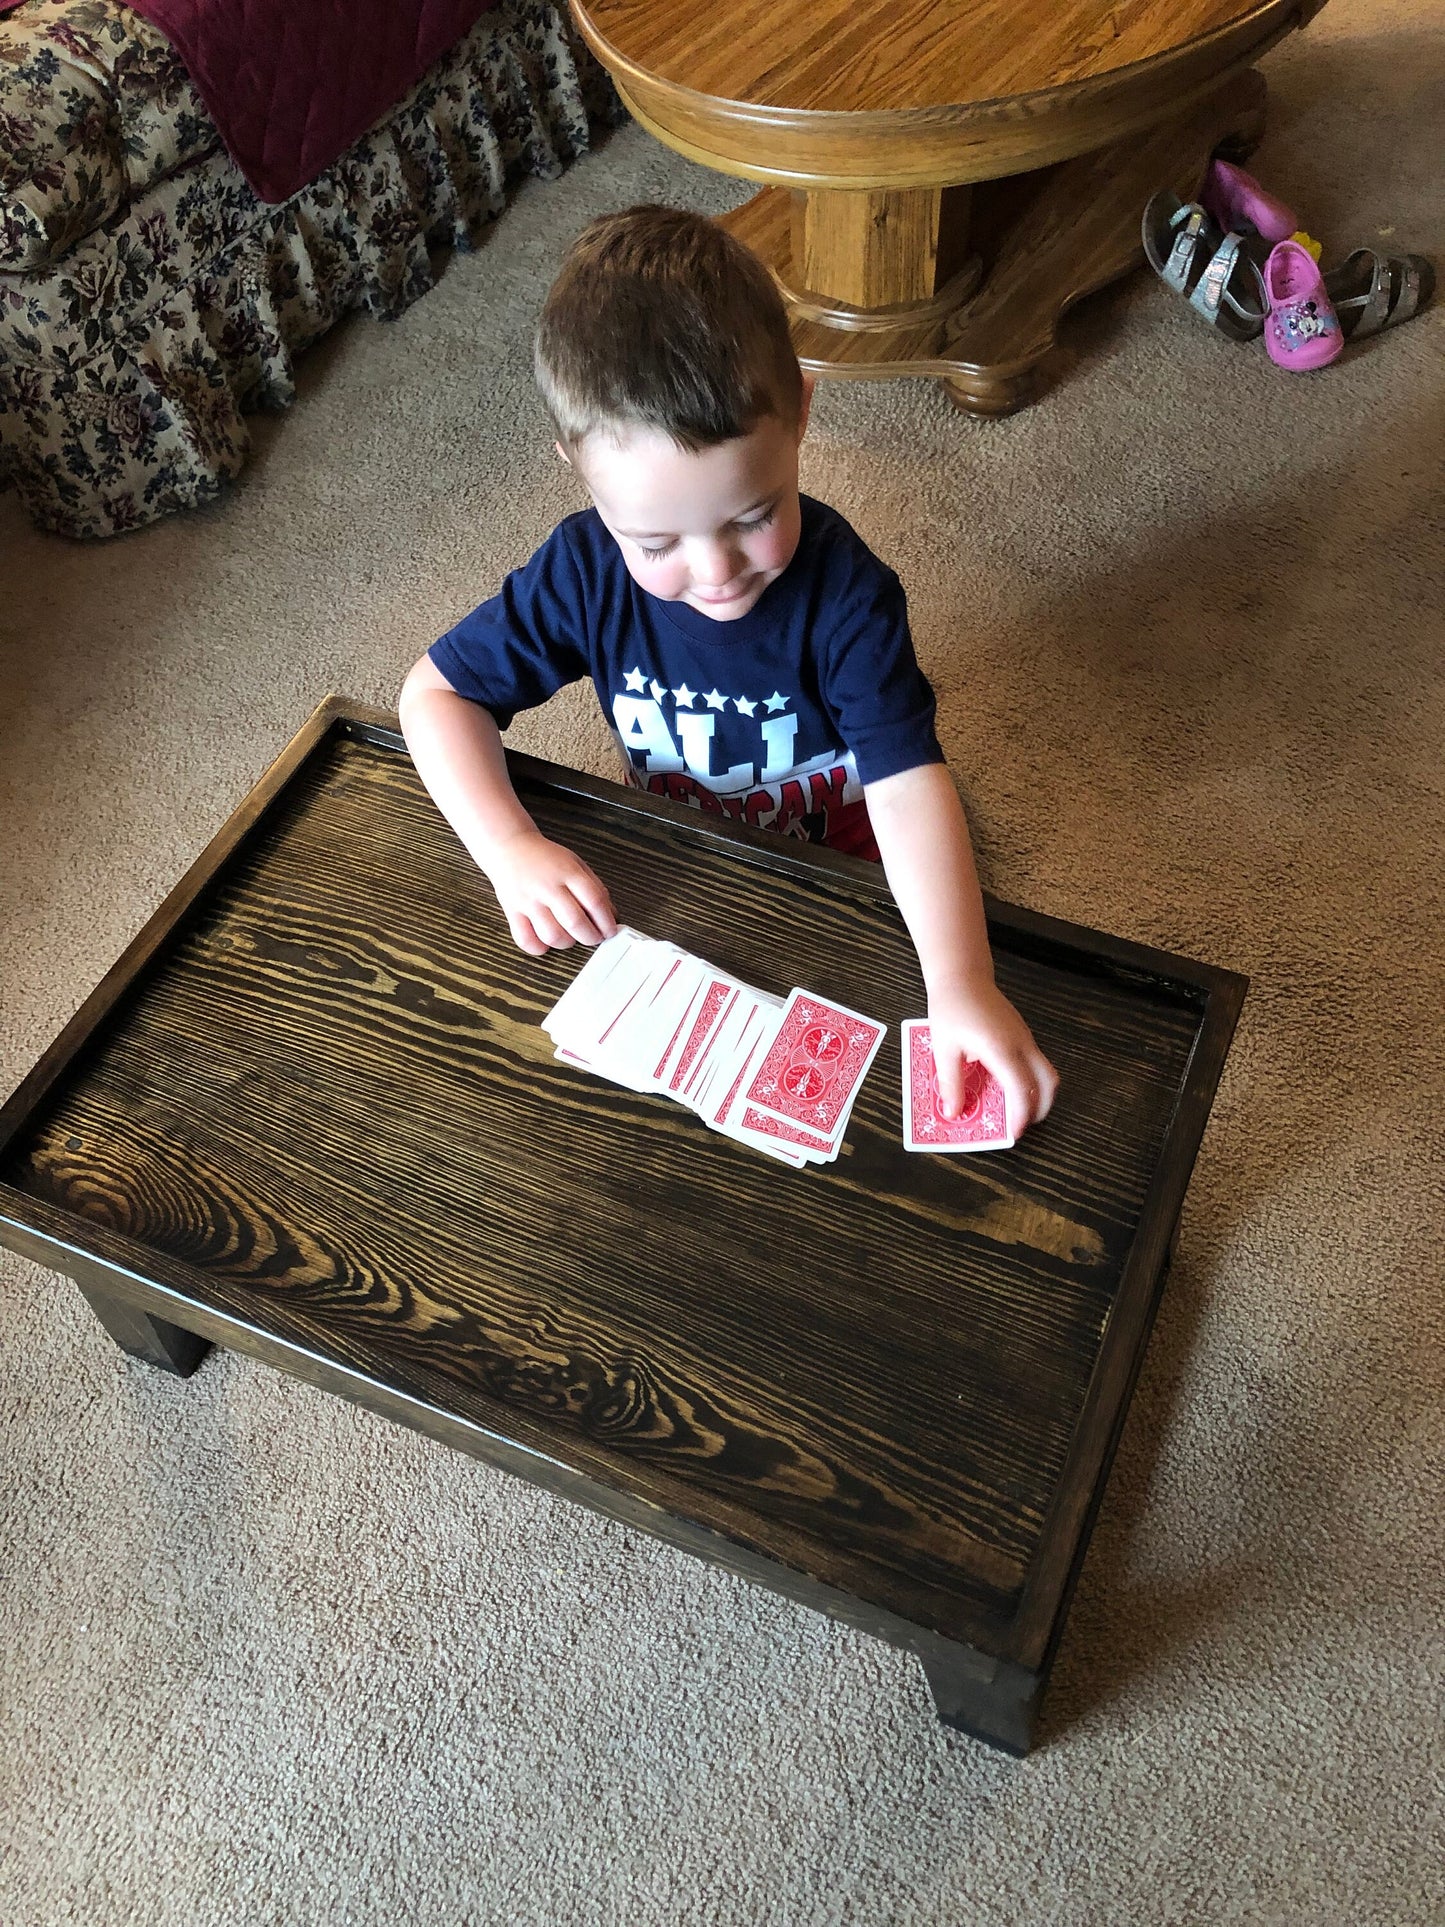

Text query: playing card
(592, 946), (674, 1048)
(680, 986), (758, 1112)
(713, 1029), (808, 1168)
(546, 932), (653, 1056)
(541, 927), (638, 1043)
(637, 956), (710, 1083)
(738, 1105), (837, 1162)
(748, 1137), (808, 1168)
(901, 1019), (1014, 1153)
(709, 1002), (774, 1127)
(711, 1032), (809, 1168)
(650, 972), (711, 1088)
(592, 953), (706, 1093)
(667, 975), (739, 1095)
(742, 990), (885, 1138)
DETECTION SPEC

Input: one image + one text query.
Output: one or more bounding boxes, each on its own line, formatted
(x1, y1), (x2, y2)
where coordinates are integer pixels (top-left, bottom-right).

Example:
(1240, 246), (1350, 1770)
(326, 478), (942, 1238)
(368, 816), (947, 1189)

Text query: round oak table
(569, 0), (1328, 414)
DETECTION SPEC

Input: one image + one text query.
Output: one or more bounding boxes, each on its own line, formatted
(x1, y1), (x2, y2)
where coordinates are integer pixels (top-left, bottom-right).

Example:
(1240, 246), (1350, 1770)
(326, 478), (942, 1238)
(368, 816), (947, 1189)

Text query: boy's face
(567, 390), (811, 622)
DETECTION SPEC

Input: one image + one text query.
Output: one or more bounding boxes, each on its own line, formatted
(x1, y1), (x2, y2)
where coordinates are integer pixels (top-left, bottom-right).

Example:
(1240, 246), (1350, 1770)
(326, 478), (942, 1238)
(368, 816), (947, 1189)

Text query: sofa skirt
(0, 1), (620, 538)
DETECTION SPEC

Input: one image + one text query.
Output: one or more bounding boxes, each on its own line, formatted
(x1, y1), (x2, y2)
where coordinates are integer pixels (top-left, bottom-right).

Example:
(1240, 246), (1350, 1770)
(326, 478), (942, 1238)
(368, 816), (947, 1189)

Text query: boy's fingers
(1002, 1074), (1033, 1140)
(566, 871), (616, 944)
(934, 1048), (966, 1119)
(580, 880), (619, 940)
(986, 1053), (1038, 1139)
(933, 1041), (1056, 1134)
(1032, 1057), (1060, 1121)
(552, 889), (605, 947)
(529, 905), (574, 950)
(508, 911), (547, 957)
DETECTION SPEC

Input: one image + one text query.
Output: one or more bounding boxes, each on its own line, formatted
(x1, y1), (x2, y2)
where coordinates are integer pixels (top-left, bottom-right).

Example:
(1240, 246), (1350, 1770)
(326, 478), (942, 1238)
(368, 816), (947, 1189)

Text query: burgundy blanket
(126, 0), (499, 203)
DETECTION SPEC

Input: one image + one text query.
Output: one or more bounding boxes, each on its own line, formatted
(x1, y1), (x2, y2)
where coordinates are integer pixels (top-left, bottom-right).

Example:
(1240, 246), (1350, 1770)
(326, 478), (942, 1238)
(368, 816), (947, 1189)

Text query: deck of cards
(542, 929), (886, 1168)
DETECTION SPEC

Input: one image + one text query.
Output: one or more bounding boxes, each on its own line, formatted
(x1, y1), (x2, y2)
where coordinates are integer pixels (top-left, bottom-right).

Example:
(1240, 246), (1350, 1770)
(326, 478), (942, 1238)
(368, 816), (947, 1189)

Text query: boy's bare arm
(865, 762), (1058, 1136)
(398, 654), (617, 955)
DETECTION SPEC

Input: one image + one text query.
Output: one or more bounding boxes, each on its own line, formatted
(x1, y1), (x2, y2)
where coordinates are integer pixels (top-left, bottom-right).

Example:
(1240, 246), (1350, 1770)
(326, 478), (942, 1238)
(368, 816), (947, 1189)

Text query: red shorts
(818, 798), (881, 863)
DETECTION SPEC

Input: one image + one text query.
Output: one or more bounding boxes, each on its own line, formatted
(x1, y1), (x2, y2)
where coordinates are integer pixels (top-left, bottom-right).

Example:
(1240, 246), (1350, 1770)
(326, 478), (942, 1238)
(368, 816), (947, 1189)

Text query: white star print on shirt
(734, 695), (757, 717)
(623, 666), (647, 693)
(649, 679), (666, 703)
(764, 691), (788, 713)
(672, 684), (696, 708)
(704, 689), (728, 711)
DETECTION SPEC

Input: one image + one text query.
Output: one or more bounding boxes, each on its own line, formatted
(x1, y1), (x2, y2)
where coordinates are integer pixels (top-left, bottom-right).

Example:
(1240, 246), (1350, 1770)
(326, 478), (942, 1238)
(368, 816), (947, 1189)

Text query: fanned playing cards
(542, 929), (884, 1167)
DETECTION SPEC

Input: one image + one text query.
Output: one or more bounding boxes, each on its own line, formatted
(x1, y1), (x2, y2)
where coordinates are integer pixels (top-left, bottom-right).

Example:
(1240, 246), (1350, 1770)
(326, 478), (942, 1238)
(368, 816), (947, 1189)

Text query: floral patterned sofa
(0, 0), (618, 537)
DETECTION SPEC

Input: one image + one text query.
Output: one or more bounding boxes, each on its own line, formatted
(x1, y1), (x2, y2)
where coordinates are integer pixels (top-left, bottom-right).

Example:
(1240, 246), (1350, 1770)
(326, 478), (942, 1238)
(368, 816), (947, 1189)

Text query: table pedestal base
(719, 68), (1267, 417)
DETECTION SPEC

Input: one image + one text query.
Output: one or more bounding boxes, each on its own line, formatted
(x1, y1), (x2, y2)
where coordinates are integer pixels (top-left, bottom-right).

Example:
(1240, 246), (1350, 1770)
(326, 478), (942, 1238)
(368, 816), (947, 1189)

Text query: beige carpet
(2, 3), (1443, 1920)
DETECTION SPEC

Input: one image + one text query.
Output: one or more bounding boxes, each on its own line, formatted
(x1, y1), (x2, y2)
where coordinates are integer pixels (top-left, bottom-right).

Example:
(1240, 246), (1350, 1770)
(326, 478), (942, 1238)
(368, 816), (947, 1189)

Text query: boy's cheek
(756, 528), (796, 575)
(759, 498), (803, 574)
(619, 552), (686, 599)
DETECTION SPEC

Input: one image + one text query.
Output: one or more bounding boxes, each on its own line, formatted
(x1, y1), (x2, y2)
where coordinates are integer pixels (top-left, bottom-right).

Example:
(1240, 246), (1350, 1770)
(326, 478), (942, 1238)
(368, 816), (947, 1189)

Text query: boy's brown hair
(535, 204), (803, 451)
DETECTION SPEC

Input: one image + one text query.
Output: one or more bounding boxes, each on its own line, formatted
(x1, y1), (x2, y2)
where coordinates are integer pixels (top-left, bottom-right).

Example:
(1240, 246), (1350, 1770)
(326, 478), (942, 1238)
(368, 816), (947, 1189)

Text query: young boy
(399, 205), (1057, 1136)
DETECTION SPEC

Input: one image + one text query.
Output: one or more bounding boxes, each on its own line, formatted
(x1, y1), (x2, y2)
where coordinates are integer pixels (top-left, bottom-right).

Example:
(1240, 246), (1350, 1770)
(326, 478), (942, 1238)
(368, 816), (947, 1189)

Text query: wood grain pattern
(0, 717), (1243, 1686)
(582, 0), (1279, 110)
(795, 187), (943, 308)
(573, 0), (1315, 187)
(721, 188), (981, 345)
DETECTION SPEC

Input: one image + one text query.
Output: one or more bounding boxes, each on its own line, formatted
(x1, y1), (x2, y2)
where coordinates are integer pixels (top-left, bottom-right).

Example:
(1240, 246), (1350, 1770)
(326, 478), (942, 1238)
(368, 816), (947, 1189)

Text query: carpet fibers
(1, 3), (1442, 1921)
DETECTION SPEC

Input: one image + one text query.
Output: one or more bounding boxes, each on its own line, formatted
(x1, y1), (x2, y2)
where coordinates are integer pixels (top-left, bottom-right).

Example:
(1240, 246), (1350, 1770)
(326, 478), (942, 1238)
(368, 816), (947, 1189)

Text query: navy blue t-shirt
(430, 494), (943, 854)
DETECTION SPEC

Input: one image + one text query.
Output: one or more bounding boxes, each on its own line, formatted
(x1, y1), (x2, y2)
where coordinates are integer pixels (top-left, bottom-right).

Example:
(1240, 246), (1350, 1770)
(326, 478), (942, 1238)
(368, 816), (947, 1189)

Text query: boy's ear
(797, 372), (815, 442)
(554, 439), (572, 467)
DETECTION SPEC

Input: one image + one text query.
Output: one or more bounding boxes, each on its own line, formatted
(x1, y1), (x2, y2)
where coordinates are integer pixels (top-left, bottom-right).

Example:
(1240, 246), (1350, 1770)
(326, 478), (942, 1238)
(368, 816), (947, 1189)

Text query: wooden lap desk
(571, 0), (1328, 413)
(0, 701), (1244, 1753)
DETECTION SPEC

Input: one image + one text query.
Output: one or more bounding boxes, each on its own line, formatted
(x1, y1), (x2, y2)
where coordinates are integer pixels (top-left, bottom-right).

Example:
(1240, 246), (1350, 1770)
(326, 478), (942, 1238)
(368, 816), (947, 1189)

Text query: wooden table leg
(916, 1635), (1042, 1755)
(722, 181), (981, 357)
(77, 1282), (210, 1377)
(792, 184), (975, 311)
(719, 67), (1268, 416)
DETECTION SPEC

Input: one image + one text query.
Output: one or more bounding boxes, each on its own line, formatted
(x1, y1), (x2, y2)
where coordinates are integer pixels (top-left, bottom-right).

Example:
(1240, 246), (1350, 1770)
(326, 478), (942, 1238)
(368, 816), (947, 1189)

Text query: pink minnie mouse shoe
(1264, 239), (1343, 370)
(1202, 158), (1298, 244)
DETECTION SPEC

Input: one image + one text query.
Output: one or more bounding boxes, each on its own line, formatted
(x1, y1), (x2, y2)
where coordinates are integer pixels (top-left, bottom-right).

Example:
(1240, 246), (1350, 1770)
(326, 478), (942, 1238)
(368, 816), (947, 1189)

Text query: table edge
(570, 0), (1316, 186)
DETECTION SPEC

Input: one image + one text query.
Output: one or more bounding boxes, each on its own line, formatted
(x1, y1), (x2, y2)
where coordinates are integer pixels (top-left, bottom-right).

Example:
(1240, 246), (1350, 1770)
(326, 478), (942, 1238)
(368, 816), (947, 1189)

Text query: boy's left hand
(927, 979), (1058, 1141)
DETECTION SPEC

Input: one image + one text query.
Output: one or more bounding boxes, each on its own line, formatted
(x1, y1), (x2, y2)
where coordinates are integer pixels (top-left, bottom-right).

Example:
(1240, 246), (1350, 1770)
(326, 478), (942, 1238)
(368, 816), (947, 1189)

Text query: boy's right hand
(484, 827), (619, 955)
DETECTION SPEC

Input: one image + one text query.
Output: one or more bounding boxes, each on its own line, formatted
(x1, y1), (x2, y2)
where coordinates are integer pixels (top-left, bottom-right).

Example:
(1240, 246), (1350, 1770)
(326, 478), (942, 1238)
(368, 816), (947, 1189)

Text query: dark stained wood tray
(0, 699), (1245, 1751)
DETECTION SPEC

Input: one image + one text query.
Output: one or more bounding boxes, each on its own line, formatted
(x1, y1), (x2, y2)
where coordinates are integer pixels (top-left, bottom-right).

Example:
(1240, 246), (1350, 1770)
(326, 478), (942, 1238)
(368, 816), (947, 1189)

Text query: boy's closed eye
(635, 504), (778, 559)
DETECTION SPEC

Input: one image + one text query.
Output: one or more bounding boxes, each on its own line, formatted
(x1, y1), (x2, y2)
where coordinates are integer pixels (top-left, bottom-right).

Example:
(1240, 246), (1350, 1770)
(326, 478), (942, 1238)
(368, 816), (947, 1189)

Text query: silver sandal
(1142, 191), (1269, 342)
(1323, 248), (1436, 340)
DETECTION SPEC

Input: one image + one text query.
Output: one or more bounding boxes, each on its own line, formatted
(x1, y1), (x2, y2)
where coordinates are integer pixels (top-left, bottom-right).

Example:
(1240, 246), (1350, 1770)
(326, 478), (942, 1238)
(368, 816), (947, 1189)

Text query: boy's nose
(692, 541), (742, 586)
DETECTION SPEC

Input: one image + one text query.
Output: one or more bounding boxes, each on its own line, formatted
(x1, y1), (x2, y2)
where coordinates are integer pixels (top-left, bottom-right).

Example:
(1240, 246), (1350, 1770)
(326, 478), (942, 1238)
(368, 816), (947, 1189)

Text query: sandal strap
(1398, 258), (1428, 322)
(1336, 248), (1391, 337)
(1160, 204), (1212, 295)
(1188, 231), (1267, 328)
(1380, 255), (1426, 330)
(1326, 248), (1428, 338)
